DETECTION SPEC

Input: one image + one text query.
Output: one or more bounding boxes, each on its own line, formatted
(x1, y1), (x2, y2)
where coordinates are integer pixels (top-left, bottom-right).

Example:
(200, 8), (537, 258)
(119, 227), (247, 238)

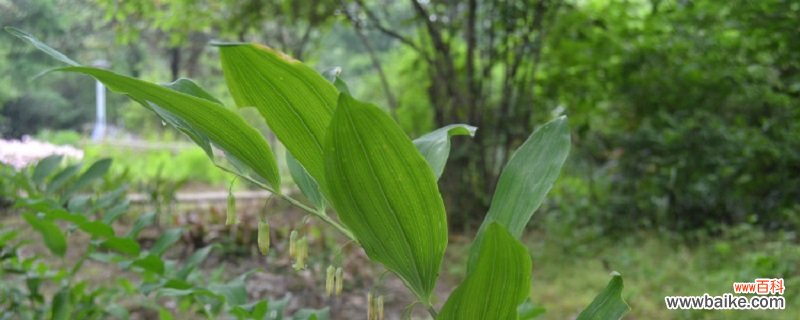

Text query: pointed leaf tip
(413, 124), (478, 179)
(6, 27), (80, 66)
(577, 272), (630, 320)
(437, 223), (531, 320)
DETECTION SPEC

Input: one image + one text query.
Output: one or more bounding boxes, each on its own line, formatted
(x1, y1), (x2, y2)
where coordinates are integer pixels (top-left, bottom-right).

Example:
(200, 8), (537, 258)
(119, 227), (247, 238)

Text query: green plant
(33, 129), (83, 146)
(0, 157), (328, 319)
(9, 28), (630, 319)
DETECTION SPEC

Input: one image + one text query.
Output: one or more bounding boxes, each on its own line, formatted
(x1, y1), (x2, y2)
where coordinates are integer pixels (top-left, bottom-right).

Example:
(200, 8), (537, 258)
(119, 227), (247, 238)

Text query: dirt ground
(3, 193), (465, 319)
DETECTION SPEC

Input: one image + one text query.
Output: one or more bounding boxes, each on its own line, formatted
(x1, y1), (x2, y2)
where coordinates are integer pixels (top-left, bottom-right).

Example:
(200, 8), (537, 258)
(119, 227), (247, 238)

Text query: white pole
(90, 59), (109, 141)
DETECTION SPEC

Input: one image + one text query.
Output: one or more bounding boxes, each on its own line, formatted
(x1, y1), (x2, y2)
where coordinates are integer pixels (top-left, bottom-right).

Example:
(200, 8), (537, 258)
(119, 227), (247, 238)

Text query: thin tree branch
(340, 0), (399, 117)
(352, 0), (432, 64)
(465, 0), (479, 123)
(409, 0), (451, 64)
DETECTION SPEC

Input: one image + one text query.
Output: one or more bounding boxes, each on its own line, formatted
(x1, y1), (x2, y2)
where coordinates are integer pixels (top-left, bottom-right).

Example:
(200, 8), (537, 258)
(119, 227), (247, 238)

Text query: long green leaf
(324, 94), (447, 303)
(68, 66), (282, 190)
(150, 228), (182, 256)
(577, 273), (630, 320)
(469, 116), (570, 271)
(437, 223), (531, 320)
(22, 213), (67, 256)
(32, 155), (63, 186)
(4, 27), (79, 66)
(101, 237), (141, 256)
(78, 221), (115, 238)
(8, 29), (281, 191)
(413, 124), (477, 179)
(219, 43), (338, 185)
(132, 254), (166, 275)
(51, 287), (72, 320)
(66, 158), (112, 195)
(47, 163), (82, 193)
(67, 67), (281, 190)
(484, 116), (570, 236)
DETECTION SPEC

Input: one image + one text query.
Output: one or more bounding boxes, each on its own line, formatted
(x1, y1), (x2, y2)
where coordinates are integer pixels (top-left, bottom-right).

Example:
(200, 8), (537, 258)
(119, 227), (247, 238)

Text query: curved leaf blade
(9, 30), (281, 191)
(22, 213), (67, 256)
(413, 124), (477, 179)
(577, 273), (630, 320)
(437, 223), (531, 320)
(66, 158), (112, 195)
(101, 237), (141, 256)
(219, 44), (338, 185)
(484, 116), (570, 237)
(324, 94), (447, 302)
(468, 116), (570, 271)
(59, 66), (282, 191)
(32, 155), (63, 185)
(4, 27), (79, 66)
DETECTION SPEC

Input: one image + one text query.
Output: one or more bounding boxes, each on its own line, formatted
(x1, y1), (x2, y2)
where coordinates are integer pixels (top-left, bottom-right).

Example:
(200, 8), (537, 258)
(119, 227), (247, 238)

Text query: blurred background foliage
(2, 0), (800, 318)
(2, 0), (799, 233)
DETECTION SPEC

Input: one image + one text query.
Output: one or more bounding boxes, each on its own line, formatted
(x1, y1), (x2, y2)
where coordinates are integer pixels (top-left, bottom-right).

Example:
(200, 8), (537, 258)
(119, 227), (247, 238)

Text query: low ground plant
(0, 157), (329, 319)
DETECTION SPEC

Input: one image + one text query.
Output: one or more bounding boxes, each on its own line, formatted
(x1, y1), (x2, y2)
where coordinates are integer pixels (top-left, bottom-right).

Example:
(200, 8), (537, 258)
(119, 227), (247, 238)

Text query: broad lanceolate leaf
(132, 254), (166, 275)
(468, 116), (570, 271)
(69, 67), (280, 191)
(219, 44), (338, 185)
(150, 228), (182, 256)
(101, 237), (141, 256)
(66, 158), (112, 195)
(484, 116), (570, 237)
(62, 67), (282, 190)
(48, 163), (82, 193)
(8, 28), (281, 191)
(413, 124), (477, 179)
(437, 223), (531, 320)
(324, 94), (447, 303)
(577, 273), (630, 320)
(22, 213), (67, 256)
(32, 155), (63, 186)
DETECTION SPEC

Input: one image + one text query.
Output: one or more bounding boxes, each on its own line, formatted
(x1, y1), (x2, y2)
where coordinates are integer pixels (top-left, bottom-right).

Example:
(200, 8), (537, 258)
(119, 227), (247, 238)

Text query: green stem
(69, 243), (94, 280)
(218, 166), (357, 243)
(277, 192), (356, 242)
(427, 305), (438, 318)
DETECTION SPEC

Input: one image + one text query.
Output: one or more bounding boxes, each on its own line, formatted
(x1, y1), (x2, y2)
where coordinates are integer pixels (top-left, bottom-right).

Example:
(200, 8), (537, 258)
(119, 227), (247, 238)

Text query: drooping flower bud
(226, 188), (237, 225)
(289, 230), (298, 256)
(292, 236), (308, 270)
(257, 219), (270, 255)
(325, 265), (336, 296)
(367, 292), (374, 320)
(376, 295), (384, 320)
(335, 267), (344, 296)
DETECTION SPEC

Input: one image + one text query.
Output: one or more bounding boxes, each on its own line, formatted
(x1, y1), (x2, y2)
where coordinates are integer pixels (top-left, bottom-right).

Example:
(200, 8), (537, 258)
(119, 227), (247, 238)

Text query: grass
(82, 142), (231, 187)
(514, 225), (799, 319)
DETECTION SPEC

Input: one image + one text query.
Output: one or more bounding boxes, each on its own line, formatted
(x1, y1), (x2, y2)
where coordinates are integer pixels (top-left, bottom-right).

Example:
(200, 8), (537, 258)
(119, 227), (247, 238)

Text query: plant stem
(217, 166), (357, 243)
(69, 243), (94, 279)
(276, 192), (357, 242)
(427, 305), (438, 318)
